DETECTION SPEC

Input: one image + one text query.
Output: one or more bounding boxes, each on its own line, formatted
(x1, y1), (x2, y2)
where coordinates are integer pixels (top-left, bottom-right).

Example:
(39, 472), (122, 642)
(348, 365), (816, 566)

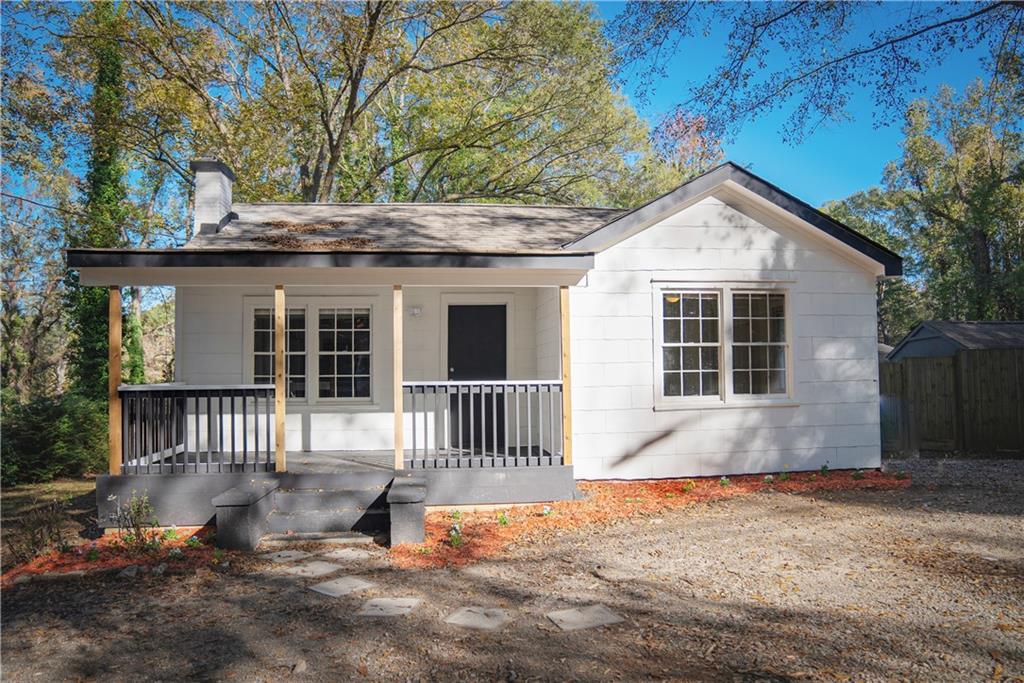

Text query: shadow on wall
(599, 195), (879, 477)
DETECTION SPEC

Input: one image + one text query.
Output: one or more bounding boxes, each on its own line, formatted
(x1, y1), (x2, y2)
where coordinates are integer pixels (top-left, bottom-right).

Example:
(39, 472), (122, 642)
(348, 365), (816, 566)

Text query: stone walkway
(259, 546), (623, 632)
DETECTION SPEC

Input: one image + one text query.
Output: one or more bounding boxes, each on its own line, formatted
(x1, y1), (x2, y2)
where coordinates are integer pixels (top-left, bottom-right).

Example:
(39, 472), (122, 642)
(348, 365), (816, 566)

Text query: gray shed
(886, 321), (1024, 361)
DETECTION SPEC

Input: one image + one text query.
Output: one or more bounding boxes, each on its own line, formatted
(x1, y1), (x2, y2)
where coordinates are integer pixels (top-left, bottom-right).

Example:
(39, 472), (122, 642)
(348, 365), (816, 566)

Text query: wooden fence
(880, 348), (1024, 457)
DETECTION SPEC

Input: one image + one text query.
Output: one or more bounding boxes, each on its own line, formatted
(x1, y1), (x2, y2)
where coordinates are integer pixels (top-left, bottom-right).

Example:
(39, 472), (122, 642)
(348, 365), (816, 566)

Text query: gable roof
(186, 202), (624, 254)
(889, 321), (1024, 358)
(563, 162), (903, 276)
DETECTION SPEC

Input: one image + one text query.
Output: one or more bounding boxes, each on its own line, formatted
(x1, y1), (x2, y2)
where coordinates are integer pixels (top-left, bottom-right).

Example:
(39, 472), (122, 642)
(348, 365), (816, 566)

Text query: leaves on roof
(252, 220), (374, 250)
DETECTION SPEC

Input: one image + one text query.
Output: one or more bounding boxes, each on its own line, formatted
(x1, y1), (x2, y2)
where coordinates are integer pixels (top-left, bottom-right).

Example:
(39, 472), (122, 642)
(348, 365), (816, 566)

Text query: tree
(821, 190), (926, 345)
(64, 1), (134, 399)
(823, 61), (1023, 340)
(610, 1), (1024, 145)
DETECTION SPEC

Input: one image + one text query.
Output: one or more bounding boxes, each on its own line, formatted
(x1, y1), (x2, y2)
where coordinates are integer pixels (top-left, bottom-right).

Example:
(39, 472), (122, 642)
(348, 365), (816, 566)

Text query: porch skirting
(96, 464), (576, 529)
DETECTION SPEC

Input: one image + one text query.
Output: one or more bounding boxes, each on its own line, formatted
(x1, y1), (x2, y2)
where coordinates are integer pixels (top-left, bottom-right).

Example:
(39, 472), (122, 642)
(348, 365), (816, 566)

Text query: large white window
(246, 297), (375, 403)
(655, 285), (789, 407)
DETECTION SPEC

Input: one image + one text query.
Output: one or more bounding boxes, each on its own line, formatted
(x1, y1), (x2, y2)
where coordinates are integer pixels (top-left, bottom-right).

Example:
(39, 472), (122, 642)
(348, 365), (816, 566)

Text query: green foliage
(719, 476), (731, 487)
(448, 522), (463, 548)
(66, 2), (129, 400)
(778, 472), (791, 482)
(124, 305), (145, 384)
(497, 511), (510, 526)
(823, 63), (1024, 337)
(852, 470), (865, 481)
(820, 464), (830, 477)
(0, 388), (107, 486)
(682, 480), (696, 492)
(185, 535), (203, 549)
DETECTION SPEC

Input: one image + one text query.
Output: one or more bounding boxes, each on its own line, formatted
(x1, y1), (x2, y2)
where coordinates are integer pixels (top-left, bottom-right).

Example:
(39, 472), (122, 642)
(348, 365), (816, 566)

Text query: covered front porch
(69, 250), (586, 530)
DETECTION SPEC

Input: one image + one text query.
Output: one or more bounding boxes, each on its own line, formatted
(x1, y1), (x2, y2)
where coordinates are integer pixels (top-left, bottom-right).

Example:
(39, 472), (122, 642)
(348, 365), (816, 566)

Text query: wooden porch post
(108, 286), (122, 475)
(393, 285), (404, 470)
(559, 285), (573, 466)
(274, 285), (286, 472)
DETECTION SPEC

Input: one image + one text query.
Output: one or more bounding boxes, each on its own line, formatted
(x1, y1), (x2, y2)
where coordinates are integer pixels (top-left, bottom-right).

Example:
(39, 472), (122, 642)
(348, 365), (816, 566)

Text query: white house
(68, 159), (901, 544)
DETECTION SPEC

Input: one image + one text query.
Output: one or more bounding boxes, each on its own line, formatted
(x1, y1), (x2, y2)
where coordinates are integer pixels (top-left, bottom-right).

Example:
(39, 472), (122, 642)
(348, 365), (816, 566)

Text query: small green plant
(162, 526), (179, 541)
(763, 474), (775, 485)
(167, 547), (185, 560)
(415, 545), (433, 555)
(211, 548), (225, 565)
(624, 497), (644, 503)
(682, 480), (695, 492)
(894, 471), (907, 480)
(851, 470), (865, 480)
(808, 473), (818, 481)
(57, 538), (74, 554)
(665, 493), (677, 499)
(185, 535), (203, 549)
(820, 464), (830, 477)
(450, 510), (462, 522)
(85, 546), (100, 562)
(719, 476), (731, 487)
(541, 505), (553, 517)
(497, 511), (510, 526)
(778, 471), (791, 482)
(448, 522), (463, 548)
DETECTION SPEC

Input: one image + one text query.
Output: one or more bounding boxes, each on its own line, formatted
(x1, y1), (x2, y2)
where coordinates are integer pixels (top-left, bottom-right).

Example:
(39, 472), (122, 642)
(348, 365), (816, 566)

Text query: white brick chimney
(190, 158), (235, 235)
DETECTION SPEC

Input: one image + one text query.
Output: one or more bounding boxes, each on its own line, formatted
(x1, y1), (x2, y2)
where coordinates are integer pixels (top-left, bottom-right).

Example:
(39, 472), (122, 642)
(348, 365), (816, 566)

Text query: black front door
(448, 305), (506, 453)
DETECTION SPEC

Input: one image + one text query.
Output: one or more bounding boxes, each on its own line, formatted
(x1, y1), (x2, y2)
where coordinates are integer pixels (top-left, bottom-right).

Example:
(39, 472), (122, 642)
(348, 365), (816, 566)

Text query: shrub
(778, 472), (791, 482)
(162, 527), (179, 541)
(113, 491), (160, 553)
(0, 389), (107, 486)
(719, 476), (731, 487)
(820, 464), (830, 477)
(185, 535), (203, 549)
(2, 497), (71, 564)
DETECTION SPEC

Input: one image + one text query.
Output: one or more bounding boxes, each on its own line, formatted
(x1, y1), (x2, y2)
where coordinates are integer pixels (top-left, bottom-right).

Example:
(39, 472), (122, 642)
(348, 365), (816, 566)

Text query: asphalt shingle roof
(185, 203), (624, 253)
(922, 321), (1024, 350)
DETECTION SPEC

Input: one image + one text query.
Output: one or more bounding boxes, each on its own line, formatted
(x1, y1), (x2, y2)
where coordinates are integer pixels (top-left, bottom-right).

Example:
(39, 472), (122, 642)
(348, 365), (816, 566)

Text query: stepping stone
(356, 598), (420, 617)
(261, 550), (312, 563)
(321, 547), (375, 562)
(309, 575), (375, 598)
(279, 561), (344, 578)
(546, 604), (624, 632)
(444, 607), (513, 631)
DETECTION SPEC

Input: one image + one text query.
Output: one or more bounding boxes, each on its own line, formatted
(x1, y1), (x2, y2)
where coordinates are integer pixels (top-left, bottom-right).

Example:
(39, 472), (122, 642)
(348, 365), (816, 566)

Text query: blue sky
(595, 2), (991, 206)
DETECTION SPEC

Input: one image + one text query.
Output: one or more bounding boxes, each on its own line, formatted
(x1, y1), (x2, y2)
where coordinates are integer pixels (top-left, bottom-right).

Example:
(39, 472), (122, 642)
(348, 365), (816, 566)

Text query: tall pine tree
(66, 1), (138, 399)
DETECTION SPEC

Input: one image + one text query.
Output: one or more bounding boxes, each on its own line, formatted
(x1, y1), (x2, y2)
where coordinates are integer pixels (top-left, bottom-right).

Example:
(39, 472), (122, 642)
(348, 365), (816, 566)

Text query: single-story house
(67, 159), (902, 547)
(886, 320), (1024, 361)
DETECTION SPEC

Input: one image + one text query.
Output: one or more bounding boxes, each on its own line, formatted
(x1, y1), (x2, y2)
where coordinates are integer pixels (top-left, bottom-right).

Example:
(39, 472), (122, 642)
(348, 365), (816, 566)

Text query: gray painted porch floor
(287, 450), (394, 474)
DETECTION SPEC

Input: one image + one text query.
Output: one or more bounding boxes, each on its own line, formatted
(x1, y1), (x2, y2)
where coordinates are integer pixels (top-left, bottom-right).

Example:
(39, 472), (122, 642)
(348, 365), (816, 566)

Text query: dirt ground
(2, 459), (1022, 682)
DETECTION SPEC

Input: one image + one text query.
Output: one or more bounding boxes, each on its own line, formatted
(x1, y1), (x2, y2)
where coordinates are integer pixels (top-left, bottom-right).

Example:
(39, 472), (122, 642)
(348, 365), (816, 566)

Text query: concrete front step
(266, 508), (389, 534)
(274, 488), (387, 513)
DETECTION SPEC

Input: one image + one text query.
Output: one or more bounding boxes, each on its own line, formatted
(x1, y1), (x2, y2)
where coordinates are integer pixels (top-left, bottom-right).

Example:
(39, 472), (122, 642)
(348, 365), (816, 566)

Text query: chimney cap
(189, 158), (236, 183)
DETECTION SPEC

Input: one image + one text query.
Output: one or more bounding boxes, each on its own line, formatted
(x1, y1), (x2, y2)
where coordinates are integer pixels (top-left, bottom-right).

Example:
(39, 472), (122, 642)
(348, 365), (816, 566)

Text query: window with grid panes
(253, 308), (306, 398)
(661, 292), (720, 397)
(317, 308), (371, 399)
(731, 292), (787, 395)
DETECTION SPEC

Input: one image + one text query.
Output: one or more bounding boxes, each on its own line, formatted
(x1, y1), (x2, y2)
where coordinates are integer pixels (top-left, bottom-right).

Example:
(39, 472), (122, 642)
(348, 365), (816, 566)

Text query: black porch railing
(402, 381), (564, 469)
(119, 384), (275, 474)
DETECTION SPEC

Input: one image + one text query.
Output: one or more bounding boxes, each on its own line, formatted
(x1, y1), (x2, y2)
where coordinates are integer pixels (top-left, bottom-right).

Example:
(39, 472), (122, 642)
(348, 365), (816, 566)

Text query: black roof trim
(66, 248), (594, 271)
(565, 162), (903, 276)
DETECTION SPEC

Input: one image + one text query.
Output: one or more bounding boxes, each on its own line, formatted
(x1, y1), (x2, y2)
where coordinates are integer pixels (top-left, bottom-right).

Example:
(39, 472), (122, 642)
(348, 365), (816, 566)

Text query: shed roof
(185, 203), (624, 254)
(887, 320), (1024, 360)
(919, 321), (1024, 350)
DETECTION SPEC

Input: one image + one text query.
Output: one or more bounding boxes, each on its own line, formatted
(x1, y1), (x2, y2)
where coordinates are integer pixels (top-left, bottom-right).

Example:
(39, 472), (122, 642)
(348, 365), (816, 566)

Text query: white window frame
(243, 295), (378, 406)
(652, 282), (795, 411)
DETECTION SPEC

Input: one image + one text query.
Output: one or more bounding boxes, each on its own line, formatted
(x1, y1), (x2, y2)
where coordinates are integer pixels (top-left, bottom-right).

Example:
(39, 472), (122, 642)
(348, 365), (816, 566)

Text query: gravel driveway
(2, 459), (1022, 682)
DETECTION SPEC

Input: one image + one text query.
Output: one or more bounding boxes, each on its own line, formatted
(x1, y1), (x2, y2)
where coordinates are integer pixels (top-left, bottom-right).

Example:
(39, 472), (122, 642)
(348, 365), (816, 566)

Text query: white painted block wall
(566, 195), (882, 479)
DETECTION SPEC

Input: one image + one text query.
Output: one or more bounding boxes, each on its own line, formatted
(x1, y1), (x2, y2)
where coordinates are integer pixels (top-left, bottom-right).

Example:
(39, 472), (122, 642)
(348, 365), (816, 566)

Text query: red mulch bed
(0, 525), (229, 588)
(390, 469), (910, 569)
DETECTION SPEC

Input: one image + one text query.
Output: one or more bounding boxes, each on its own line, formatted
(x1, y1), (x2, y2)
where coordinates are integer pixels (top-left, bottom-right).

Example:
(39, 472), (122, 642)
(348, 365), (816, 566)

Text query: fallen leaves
(390, 469), (911, 569)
